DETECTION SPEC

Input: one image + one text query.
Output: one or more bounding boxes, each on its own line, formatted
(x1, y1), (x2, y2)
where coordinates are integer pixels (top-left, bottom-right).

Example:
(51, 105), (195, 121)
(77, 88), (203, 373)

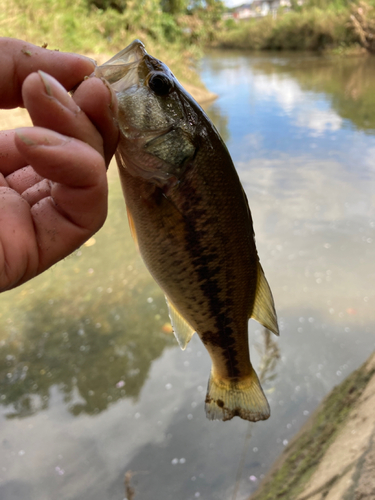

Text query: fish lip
(93, 39), (147, 92)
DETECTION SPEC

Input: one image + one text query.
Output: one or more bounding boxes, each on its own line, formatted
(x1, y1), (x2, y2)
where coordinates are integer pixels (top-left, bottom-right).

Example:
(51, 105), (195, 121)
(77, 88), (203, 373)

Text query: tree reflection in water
(0, 288), (174, 418)
(251, 54), (375, 134)
(0, 284), (175, 418)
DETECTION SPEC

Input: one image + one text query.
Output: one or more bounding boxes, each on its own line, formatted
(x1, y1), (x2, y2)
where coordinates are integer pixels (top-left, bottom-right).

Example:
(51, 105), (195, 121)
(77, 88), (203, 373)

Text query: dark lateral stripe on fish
(182, 204), (242, 378)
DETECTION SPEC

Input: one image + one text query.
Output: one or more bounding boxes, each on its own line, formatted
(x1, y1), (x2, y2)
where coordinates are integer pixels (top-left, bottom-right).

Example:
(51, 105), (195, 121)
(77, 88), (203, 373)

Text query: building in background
(227, 0), (294, 19)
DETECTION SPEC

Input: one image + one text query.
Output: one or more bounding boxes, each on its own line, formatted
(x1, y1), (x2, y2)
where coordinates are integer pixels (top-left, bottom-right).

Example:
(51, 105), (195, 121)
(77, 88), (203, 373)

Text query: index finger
(0, 37), (95, 109)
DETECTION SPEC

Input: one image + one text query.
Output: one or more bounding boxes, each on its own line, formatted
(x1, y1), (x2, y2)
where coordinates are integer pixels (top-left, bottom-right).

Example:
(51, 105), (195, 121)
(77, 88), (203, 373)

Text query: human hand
(0, 38), (119, 292)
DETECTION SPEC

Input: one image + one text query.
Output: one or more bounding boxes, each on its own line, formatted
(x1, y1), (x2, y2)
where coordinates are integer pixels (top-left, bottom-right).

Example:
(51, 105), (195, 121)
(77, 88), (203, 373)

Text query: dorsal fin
(250, 262), (279, 336)
(165, 297), (195, 350)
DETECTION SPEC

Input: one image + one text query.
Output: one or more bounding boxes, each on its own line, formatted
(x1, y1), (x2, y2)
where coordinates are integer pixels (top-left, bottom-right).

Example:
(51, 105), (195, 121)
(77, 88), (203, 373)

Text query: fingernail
(38, 70), (79, 113)
(15, 131), (36, 146)
(85, 56), (97, 66)
(38, 70), (53, 96)
(16, 128), (68, 147)
(100, 77), (117, 112)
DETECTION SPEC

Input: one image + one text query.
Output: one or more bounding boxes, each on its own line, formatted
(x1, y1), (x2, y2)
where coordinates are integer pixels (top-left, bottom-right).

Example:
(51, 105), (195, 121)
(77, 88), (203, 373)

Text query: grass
(0, 0), (204, 86)
(3, 0), (373, 63)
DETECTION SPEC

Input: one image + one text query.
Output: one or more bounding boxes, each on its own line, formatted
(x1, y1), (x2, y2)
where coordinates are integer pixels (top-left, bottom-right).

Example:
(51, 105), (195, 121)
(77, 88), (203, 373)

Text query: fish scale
(97, 40), (279, 422)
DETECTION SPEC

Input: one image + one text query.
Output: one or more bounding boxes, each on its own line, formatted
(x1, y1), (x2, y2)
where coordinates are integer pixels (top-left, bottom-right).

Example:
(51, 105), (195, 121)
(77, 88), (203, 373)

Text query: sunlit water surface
(1, 51), (375, 500)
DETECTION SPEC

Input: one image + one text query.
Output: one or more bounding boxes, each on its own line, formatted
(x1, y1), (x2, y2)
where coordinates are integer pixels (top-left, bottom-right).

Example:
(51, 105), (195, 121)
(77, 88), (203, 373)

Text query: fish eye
(148, 72), (173, 96)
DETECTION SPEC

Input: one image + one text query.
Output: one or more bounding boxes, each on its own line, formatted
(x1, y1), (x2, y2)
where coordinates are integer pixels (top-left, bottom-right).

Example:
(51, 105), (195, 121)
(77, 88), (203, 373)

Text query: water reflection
(238, 157), (375, 316)
(0, 292), (173, 418)
(250, 54), (375, 133)
(201, 52), (375, 167)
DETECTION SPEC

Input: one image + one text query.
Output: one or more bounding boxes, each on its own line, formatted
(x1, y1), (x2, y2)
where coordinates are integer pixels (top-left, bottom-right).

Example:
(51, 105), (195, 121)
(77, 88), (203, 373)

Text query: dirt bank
(249, 352), (375, 500)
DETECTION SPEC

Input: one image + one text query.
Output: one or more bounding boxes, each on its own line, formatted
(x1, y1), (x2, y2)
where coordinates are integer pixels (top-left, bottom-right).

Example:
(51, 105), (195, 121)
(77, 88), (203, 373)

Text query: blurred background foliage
(2, 0), (375, 67)
(0, 0), (224, 87)
(216, 0), (375, 52)
(1, 0), (224, 83)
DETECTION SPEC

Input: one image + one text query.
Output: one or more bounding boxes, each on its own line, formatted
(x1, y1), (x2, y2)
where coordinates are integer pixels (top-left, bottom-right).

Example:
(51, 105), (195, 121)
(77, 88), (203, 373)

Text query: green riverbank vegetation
(2, 0), (375, 77)
(1, 0), (223, 84)
(215, 0), (375, 52)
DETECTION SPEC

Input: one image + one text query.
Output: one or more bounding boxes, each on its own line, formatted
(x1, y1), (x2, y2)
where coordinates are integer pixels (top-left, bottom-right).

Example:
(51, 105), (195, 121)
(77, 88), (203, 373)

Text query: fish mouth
(94, 39), (147, 92)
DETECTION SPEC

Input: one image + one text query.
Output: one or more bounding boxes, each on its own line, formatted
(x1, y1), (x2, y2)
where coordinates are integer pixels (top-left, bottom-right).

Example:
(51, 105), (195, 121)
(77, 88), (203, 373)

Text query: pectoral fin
(126, 207), (139, 251)
(166, 297), (195, 350)
(250, 262), (279, 336)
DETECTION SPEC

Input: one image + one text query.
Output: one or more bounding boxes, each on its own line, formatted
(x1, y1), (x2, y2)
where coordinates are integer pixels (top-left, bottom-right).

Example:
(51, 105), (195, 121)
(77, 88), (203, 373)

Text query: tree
(161, 0), (190, 14)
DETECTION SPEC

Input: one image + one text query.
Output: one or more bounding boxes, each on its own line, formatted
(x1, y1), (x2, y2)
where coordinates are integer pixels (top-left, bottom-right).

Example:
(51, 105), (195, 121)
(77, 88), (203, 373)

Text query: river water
(0, 51), (375, 500)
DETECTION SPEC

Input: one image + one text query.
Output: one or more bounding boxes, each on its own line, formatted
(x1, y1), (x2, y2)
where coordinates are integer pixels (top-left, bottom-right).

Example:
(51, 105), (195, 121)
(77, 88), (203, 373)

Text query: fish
(94, 40), (279, 422)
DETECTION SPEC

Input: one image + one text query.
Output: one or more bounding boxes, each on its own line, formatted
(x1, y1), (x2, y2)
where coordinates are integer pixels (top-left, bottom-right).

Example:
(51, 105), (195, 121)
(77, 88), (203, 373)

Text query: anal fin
(251, 262), (279, 336)
(166, 297), (195, 350)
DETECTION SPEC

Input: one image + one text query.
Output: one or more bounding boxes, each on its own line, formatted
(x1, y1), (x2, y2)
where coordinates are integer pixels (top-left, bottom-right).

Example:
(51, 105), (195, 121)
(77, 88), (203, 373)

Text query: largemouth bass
(95, 41), (279, 422)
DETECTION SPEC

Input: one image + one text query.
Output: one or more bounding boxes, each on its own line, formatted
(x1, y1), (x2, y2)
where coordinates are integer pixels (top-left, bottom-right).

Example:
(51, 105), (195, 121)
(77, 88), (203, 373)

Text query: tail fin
(205, 367), (270, 422)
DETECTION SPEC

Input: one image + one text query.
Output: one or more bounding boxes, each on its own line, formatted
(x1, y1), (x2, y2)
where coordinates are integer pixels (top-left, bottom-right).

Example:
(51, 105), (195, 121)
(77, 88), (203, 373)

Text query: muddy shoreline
(249, 352), (375, 500)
